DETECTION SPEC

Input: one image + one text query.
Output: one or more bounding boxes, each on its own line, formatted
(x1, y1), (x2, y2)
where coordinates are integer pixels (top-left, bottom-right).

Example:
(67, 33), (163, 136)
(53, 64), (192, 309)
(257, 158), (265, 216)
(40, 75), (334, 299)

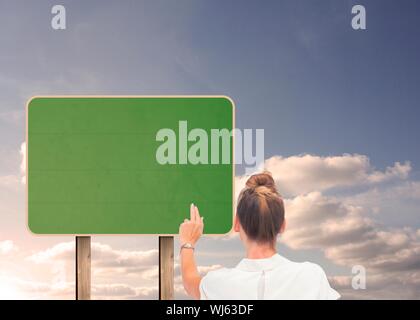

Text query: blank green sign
(28, 97), (234, 234)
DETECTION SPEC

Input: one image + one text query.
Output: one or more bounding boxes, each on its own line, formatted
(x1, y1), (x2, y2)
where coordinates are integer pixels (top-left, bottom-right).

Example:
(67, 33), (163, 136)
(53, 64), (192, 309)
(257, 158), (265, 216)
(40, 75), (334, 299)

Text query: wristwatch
(180, 242), (195, 251)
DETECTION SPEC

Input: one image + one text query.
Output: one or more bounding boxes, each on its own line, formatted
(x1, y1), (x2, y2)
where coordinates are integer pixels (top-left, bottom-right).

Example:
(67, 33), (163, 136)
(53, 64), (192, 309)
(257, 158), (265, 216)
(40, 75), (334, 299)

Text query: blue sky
(0, 0), (419, 299)
(2, 0), (420, 170)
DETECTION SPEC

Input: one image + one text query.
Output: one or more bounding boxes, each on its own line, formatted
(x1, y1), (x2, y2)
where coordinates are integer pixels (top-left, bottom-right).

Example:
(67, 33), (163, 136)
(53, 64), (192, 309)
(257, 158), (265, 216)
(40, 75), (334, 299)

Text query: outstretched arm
(179, 203), (204, 300)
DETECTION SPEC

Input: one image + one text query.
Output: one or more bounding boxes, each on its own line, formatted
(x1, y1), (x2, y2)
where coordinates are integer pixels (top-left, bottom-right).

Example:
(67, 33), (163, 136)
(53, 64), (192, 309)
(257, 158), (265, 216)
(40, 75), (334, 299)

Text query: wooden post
(76, 236), (91, 300)
(159, 236), (174, 300)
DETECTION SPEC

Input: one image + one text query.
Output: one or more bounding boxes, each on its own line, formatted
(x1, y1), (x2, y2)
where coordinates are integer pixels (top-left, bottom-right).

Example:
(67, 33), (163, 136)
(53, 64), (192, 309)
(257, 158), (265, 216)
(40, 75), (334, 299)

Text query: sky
(0, 0), (419, 299)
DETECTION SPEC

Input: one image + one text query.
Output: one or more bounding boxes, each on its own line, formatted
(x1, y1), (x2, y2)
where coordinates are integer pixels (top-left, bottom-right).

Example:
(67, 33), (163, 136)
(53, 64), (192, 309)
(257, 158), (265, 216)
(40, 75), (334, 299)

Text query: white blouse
(199, 253), (340, 300)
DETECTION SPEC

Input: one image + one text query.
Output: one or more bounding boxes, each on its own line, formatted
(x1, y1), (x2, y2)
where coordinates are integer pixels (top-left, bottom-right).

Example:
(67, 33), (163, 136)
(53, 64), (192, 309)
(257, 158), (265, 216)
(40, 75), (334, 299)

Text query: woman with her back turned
(179, 171), (340, 300)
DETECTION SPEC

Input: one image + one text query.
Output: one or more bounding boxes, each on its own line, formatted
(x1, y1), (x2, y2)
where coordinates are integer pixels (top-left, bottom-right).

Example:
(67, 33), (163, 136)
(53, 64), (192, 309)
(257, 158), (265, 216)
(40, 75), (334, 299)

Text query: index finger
(194, 205), (201, 222)
(190, 203), (195, 222)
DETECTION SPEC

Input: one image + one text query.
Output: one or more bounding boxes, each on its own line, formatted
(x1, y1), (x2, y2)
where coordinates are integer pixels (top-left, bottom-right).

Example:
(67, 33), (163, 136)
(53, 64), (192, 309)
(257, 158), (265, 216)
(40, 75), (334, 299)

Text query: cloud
(279, 187), (420, 299)
(28, 240), (158, 275)
(0, 109), (24, 125)
(284, 195), (419, 298)
(0, 271), (157, 300)
(281, 192), (376, 249)
(0, 142), (26, 189)
(329, 270), (420, 300)
(0, 175), (20, 189)
(92, 283), (157, 300)
(343, 181), (420, 213)
(235, 154), (420, 299)
(325, 229), (420, 272)
(0, 240), (17, 255)
(92, 243), (157, 269)
(0, 274), (158, 300)
(28, 241), (74, 264)
(367, 161), (411, 184)
(22, 241), (160, 299)
(24, 240), (223, 299)
(0, 275), (73, 299)
(8, 152), (419, 299)
(236, 154), (411, 197)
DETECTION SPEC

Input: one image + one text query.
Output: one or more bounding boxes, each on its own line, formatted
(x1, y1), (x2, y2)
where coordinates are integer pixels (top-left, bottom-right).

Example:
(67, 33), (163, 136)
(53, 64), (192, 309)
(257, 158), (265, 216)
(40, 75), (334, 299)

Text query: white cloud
(92, 243), (157, 269)
(344, 181), (420, 212)
(281, 192), (375, 249)
(0, 275), (73, 299)
(28, 241), (74, 264)
(0, 274), (157, 300)
(28, 241), (158, 277)
(276, 186), (419, 298)
(367, 161), (411, 183)
(236, 154), (411, 197)
(329, 270), (420, 299)
(324, 229), (420, 272)
(0, 109), (24, 125)
(235, 154), (420, 299)
(4, 152), (418, 299)
(92, 283), (157, 300)
(0, 240), (17, 255)
(24, 240), (223, 299)
(21, 241), (160, 299)
(0, 142), (26, 189)
(279, 189), (420, 299)
(0, 175), (20, 189)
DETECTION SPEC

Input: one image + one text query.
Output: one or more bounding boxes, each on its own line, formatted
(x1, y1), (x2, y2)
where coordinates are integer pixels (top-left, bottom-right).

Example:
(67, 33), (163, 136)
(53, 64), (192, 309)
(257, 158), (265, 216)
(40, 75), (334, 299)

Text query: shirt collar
(235, 253), (287, 272)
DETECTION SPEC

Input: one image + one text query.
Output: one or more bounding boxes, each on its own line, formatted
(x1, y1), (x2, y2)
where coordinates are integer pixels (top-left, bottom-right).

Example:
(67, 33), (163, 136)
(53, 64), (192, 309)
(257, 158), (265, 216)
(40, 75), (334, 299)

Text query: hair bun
(246, 171), (277, 193)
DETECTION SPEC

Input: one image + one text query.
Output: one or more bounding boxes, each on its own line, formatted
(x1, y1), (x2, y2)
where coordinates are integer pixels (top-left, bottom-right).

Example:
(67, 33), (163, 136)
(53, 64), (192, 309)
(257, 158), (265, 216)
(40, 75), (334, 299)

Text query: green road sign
(27, 96), (234, 235)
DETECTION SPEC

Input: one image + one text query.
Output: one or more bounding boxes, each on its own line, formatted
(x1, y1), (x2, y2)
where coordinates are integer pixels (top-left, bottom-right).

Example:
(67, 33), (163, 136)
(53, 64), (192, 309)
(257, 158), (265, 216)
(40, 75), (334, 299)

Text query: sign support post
(76, 236), (91, 300)
(159, 236), (174, 300)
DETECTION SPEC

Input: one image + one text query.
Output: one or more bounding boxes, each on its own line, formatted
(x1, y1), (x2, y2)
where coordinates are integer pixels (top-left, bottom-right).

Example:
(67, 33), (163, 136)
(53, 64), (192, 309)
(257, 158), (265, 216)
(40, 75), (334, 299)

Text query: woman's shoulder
(284, 260), (338, 293)
(294, 261), (340, 299)
(271, 256), (329, 283)
(287, 260), (328, 278)
(301, 261), (326, 273)
(201, 257), (329, 285)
